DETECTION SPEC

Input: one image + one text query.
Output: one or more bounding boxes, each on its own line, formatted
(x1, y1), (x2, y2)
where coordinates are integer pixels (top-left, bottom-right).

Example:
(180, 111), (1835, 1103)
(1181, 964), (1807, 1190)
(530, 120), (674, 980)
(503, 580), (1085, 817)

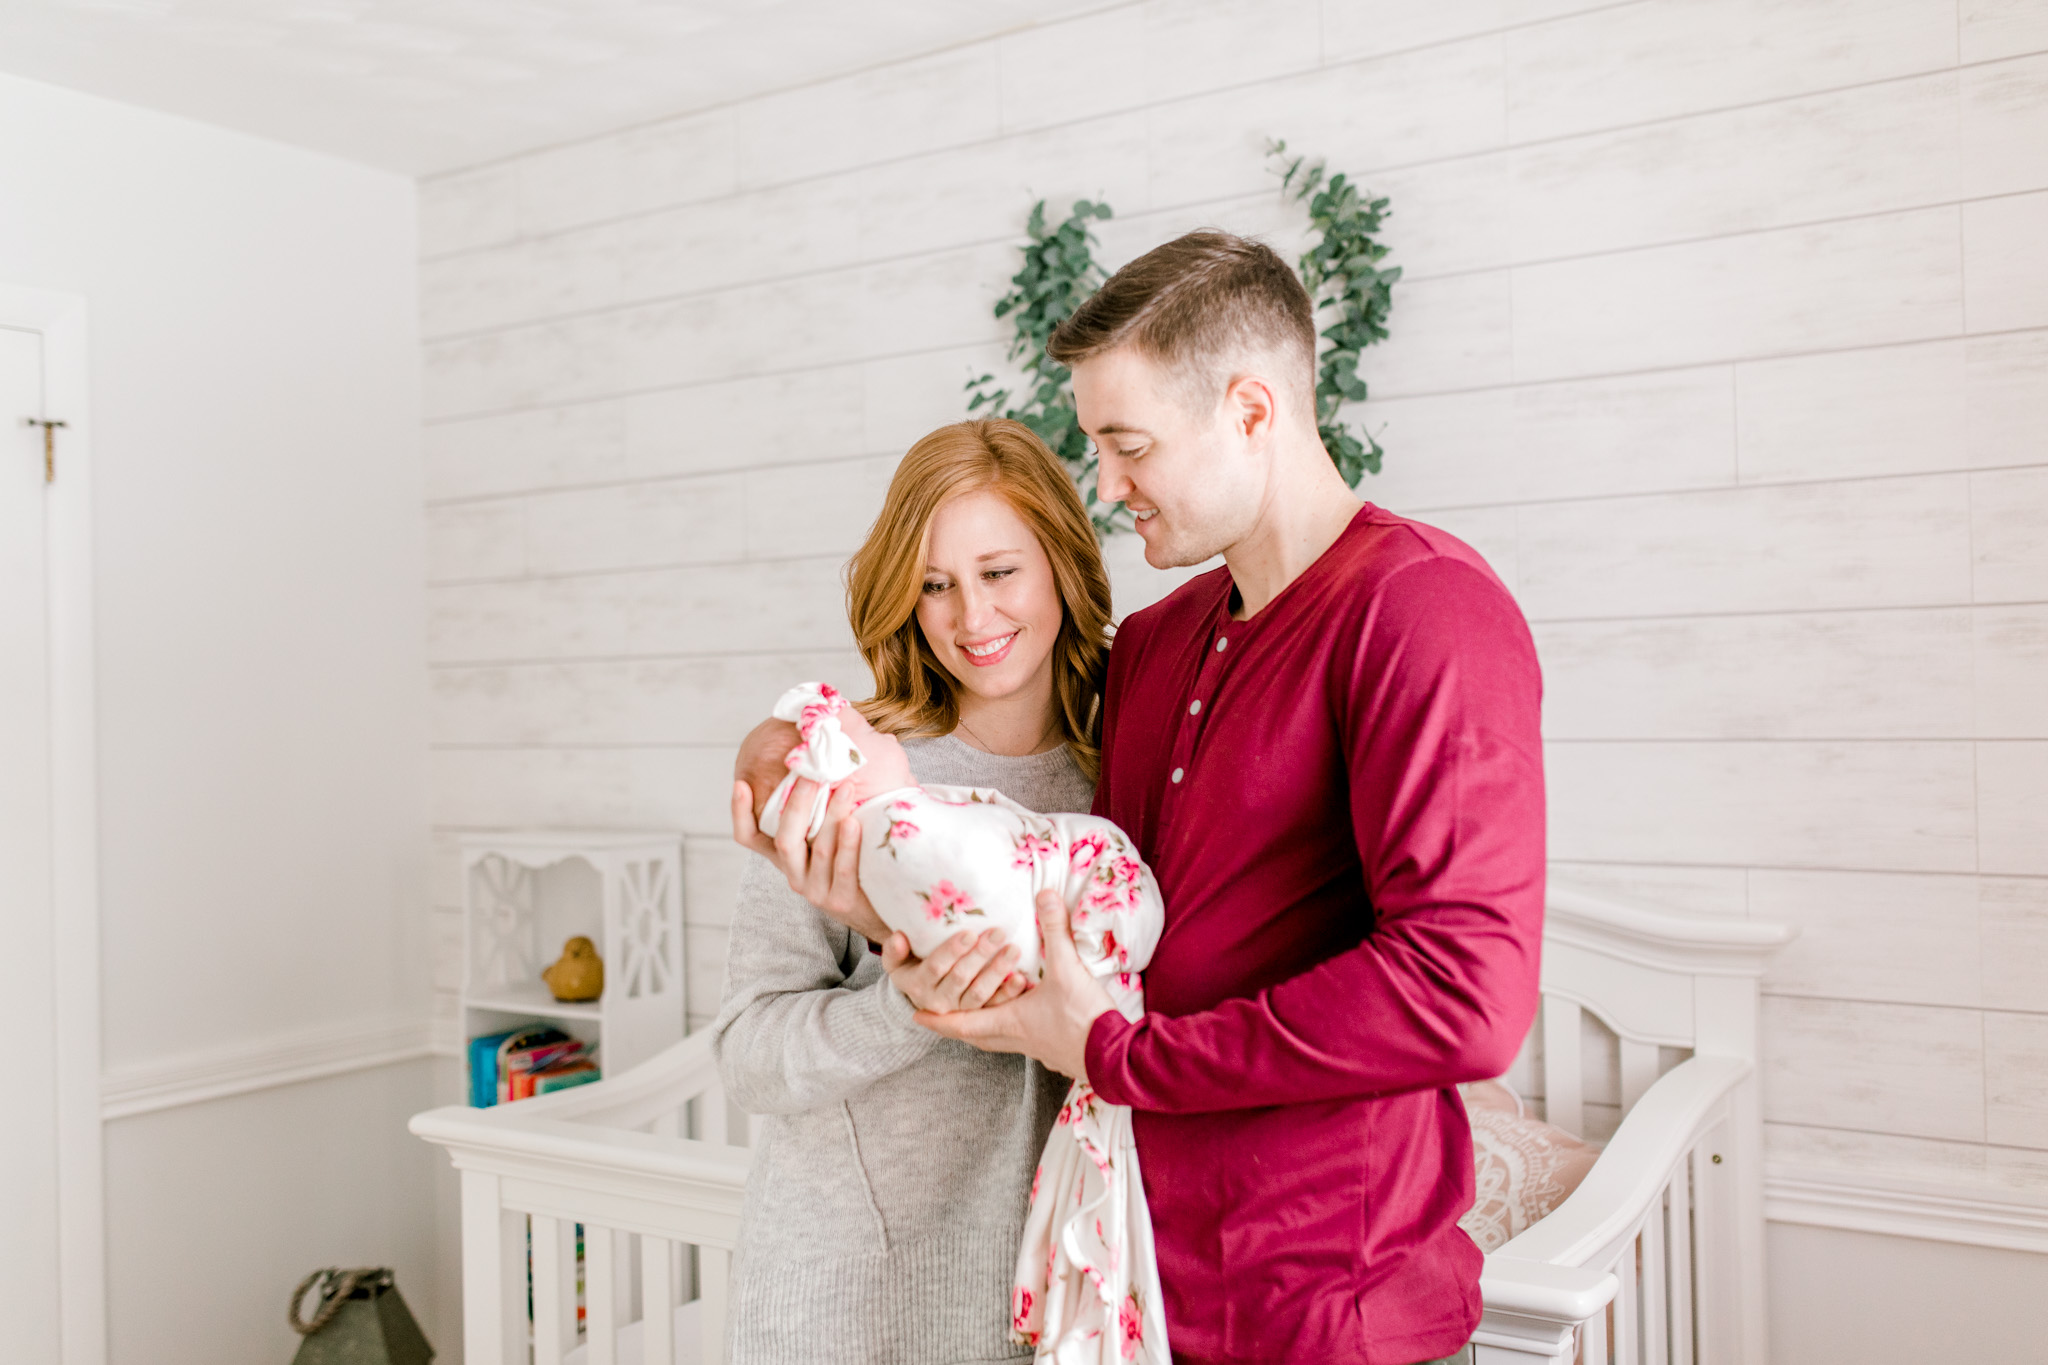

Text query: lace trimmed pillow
(1457, 1080), (1601, 1253)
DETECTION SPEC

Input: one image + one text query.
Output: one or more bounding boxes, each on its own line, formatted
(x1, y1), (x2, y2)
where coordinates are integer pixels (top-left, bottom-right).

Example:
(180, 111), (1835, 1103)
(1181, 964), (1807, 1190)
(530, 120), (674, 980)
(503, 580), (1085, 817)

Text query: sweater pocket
(842, 1044), (1050, 1244)
(743, 1106), (890, 1258)
(837, 1099), (893, 1250)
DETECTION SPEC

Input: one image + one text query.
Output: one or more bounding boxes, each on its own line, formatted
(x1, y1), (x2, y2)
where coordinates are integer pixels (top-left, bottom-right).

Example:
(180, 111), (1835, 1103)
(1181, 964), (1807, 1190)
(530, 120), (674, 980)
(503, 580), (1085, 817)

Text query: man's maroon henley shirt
(1084, 504), (1547, 1365)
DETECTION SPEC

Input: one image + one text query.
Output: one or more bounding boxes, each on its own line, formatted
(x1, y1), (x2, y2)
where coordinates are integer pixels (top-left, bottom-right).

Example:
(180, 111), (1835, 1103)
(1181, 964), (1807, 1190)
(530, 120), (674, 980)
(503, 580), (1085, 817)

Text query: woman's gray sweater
(711, 736), (1093, 1365)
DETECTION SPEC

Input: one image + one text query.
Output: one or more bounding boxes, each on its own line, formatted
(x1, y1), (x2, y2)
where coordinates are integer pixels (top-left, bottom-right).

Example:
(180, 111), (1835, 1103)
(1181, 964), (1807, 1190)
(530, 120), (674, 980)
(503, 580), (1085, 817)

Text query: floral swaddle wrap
(861, 790), (1171, 1365)
(760, 683), (1172, 1365)
(757, 682), (872, 841)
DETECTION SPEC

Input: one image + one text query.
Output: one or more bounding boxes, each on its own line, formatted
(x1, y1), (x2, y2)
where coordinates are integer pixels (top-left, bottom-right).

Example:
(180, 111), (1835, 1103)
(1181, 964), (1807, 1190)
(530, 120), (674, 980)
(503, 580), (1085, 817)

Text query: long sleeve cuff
(874, 974), (931, 1040)
(1085, 1008), (1138, 1104)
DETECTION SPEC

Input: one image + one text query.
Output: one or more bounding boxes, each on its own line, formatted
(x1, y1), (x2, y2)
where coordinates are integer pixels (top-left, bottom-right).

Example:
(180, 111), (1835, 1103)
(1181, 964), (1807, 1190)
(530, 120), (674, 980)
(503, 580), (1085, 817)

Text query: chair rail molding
(1766, 1164), (2048, 1256)
(101, 1015), (439, 1121)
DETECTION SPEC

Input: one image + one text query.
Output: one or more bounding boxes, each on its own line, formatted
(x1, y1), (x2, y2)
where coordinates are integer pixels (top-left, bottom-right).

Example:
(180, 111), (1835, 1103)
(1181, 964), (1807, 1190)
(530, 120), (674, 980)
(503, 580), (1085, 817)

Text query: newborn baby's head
(734, 694), (915, 831)
(735, 718), (803, 828)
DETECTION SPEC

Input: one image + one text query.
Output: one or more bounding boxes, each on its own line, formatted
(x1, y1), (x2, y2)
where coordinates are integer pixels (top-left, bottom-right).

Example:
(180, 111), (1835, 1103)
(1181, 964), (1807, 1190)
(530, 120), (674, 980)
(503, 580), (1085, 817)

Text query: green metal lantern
(288, 1267), (433, 1365)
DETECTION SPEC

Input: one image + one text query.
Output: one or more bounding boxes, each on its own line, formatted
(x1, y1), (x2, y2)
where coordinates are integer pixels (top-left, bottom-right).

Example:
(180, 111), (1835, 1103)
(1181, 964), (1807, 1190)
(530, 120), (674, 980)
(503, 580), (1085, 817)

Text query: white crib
(410, 885), (1791, 1365)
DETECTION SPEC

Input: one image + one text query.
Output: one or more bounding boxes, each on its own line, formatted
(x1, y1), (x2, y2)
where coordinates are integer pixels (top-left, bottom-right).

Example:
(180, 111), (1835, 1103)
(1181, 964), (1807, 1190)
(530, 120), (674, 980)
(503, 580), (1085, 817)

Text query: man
(921, 232), (1547, 1365)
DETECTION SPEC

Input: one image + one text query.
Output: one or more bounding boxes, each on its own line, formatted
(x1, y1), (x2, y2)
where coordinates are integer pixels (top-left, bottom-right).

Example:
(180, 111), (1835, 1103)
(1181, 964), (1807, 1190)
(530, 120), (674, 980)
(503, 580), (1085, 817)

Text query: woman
(713, 417), (1114, 1365)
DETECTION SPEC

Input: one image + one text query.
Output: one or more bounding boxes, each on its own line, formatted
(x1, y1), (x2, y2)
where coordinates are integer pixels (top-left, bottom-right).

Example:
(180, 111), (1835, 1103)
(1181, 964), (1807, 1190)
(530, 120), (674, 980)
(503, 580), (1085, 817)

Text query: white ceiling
(0, 0), (1114, 176)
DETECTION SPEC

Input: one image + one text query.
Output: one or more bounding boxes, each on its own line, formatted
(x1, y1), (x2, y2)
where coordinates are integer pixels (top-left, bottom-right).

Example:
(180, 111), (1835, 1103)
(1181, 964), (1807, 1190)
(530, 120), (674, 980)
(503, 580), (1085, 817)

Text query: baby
(735, 681), (1172, 1365)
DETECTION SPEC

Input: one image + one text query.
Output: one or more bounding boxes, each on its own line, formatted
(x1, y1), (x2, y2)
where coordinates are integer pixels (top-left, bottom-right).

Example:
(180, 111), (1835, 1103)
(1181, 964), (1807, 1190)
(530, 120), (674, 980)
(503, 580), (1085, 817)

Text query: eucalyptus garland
(967, 148), (1396, 532)
(965, 199), (1126, 534)
(1271, 139), (1400, 485)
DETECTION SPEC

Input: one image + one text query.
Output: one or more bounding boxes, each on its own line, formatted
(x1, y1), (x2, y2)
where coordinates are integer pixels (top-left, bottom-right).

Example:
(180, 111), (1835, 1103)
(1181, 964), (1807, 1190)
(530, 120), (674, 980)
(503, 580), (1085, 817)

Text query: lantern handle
(289, 1266), (389, 1336)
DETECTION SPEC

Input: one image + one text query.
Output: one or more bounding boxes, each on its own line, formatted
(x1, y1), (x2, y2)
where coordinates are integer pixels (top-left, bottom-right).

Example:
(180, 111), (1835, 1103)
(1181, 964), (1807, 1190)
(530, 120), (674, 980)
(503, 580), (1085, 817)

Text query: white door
(0, 323), (63, 1362)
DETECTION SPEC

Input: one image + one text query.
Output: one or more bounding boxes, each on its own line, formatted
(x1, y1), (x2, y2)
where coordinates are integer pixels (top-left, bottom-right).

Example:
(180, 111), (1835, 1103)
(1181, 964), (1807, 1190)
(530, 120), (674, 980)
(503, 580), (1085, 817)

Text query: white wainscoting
(1767, 1167), (2048, 1255)
(101, 1017), (438, 1122)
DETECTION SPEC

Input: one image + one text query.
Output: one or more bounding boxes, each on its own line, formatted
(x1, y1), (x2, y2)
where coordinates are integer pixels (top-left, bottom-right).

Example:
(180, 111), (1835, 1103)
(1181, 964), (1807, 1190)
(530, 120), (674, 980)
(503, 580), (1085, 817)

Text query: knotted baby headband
(759, 681), (869, 840)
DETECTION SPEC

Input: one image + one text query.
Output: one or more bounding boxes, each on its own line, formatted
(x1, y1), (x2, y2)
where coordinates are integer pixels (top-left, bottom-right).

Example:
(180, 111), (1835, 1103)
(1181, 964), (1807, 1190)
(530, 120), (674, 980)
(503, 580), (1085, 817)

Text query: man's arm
(1085, 556), (1546, 1113)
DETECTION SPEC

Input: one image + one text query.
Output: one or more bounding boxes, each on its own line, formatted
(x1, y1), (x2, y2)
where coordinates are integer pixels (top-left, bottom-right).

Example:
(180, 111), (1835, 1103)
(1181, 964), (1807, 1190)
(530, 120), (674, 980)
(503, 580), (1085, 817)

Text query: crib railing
(415, 1044), (1746, 1365)
(410, 1032), (746, 1365)
(1476, 1055), (1748, 1365)
(414, 888), (1786, 1365)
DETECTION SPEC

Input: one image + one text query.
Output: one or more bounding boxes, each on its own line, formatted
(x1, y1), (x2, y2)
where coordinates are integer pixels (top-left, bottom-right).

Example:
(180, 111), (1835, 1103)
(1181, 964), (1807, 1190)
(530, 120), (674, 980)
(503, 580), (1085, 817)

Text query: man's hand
(731, 778), (890, 944)
(915, 888), (1116, 1082)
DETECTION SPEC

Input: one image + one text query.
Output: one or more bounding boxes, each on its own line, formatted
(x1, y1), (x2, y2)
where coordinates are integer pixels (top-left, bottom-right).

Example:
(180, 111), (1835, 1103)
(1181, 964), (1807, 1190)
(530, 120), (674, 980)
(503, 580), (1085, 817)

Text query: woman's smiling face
(914, 487), (1064, 707)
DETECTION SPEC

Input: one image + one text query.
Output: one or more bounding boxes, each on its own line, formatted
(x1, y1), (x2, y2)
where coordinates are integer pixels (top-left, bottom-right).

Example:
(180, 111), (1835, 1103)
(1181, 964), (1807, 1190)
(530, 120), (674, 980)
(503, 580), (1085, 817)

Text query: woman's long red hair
(847, 419), (1112, 780)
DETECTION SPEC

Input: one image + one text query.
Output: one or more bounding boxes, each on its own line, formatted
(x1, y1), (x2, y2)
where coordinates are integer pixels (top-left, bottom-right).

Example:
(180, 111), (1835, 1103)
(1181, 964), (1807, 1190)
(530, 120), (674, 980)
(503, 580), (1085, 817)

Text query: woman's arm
(709, 854), (942, 1115)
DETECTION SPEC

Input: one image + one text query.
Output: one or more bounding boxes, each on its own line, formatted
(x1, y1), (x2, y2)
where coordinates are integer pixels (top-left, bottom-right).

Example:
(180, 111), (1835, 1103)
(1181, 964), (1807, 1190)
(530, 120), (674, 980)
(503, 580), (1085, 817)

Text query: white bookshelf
(459, 830), (686, 1101)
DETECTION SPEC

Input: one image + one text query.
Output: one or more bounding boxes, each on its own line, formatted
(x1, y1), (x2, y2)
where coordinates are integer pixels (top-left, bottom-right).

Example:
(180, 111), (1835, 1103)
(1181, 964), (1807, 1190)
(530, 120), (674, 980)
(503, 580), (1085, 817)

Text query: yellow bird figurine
(542, 936), (604, 1002)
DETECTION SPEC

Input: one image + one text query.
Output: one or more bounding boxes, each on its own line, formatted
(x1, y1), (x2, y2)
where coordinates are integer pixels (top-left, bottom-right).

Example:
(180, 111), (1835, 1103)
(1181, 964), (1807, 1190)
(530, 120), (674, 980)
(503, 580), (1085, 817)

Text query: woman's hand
(731, 777), (891, 944)
(914, 889), (1113, 1082)
(882, 927), (1029, 1014)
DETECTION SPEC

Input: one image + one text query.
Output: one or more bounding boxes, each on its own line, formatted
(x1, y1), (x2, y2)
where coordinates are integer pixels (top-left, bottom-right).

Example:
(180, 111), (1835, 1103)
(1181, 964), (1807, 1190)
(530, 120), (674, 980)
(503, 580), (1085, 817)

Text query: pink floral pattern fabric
(917, 878), (984, 926)
(758, 682), (867, 841)
(854, 784), (1172, 1365)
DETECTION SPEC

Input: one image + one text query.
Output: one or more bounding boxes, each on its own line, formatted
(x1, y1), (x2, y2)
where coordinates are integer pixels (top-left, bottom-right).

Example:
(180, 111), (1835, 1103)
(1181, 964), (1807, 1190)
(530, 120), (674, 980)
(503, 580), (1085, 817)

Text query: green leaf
(963, 196), (1117, 529)
(1269, 135), (1397, 489)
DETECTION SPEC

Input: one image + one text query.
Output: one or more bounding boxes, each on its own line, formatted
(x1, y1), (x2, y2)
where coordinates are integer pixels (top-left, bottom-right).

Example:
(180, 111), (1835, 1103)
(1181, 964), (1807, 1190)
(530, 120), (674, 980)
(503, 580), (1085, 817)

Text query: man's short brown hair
(1046, 230), (1317, 415)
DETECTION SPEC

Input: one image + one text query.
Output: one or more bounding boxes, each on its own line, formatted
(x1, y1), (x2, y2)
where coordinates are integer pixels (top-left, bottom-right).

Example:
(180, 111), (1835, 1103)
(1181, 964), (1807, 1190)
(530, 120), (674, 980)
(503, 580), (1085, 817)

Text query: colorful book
(498, 1031), (588, 1104)
(468, 1024), (568, 1107)
(468, 1026), (537, 1108)
(531, 1060), (601, 1096)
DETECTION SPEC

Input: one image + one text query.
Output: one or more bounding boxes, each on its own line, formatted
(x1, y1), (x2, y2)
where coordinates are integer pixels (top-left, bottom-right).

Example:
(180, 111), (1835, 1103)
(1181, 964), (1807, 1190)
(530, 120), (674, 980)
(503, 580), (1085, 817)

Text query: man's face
(1071, 345), (1264, 569)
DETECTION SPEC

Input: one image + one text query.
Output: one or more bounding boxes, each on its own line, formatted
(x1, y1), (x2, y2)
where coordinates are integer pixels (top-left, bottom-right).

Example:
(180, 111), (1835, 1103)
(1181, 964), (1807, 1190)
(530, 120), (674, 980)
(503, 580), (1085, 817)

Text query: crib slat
(1543, 996), (1585, 1137)
(1687, 1144), (1719, 1364)
(642, 1236), (678, 1365)
(459, 1171), (527, 1365)
(1668, 1161), (1695, 1365)
(1641, 1199), (1668, 1365)
(587, 1225), (619, 1365)
(1614, 1236), (1639, 1365)
(614, 1229), (638, 1330)
(532, 1215), (578, 1365)
(700, 1245), (731, 1365)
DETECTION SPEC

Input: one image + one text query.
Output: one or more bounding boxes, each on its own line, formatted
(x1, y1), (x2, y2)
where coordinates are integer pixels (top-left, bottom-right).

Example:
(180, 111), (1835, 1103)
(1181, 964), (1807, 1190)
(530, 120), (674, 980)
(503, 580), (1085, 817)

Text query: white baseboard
(1767, 1166), (2048, 1256)
(101, 1016), (437, 1120)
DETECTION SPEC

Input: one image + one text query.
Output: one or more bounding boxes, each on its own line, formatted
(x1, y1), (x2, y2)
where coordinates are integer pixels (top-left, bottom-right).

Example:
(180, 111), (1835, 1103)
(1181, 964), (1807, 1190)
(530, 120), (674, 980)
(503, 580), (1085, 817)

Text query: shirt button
(1215, 637), (1228, 652)
(1189, 699), (1202, 715)
(1171, 768), (1184, 783)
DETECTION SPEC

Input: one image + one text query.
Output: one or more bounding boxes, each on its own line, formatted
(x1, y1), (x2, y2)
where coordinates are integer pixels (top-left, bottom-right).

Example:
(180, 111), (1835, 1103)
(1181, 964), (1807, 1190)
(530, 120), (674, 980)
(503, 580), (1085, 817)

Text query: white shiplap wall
(417, 0), (2048, 1209)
